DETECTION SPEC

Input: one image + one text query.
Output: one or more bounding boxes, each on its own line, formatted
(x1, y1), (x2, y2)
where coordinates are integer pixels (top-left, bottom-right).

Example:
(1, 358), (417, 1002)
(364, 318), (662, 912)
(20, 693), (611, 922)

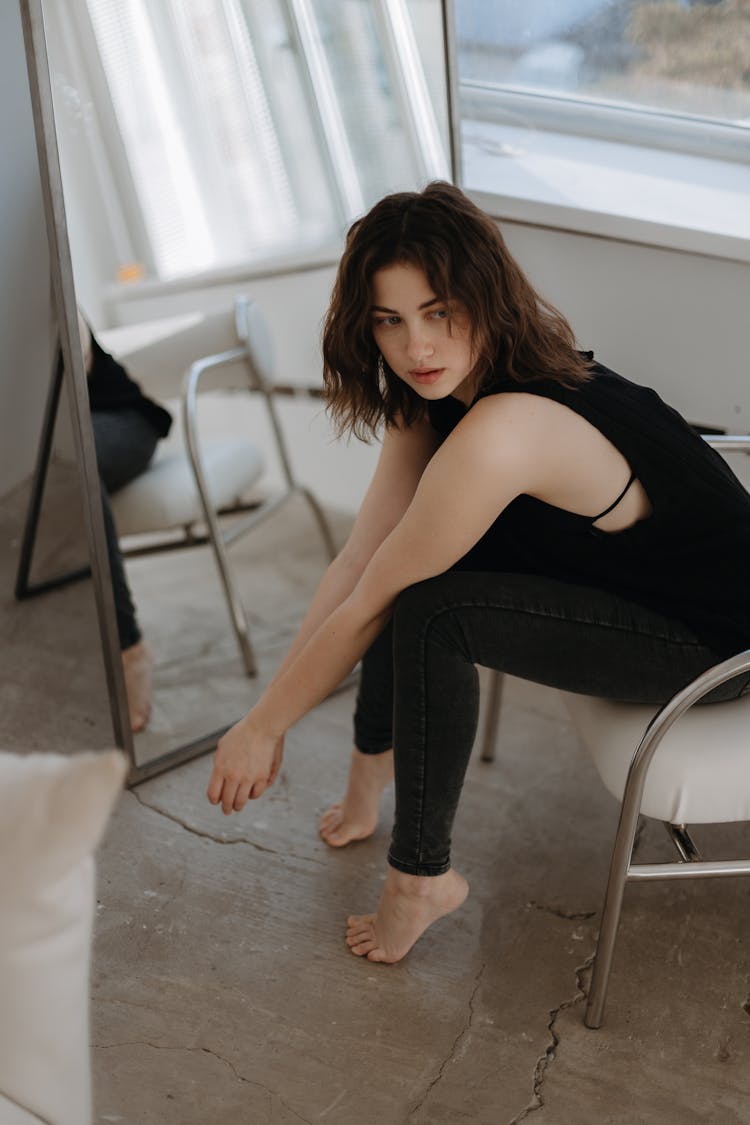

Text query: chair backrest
(99, 308), (244, 400)
(234, 296), (275, 389)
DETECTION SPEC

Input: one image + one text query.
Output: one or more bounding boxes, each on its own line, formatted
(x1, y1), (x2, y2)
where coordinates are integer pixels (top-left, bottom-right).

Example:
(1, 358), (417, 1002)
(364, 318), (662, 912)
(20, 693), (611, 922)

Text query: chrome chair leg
(584, 794), (641, 1029)
(481, 670), (504, 762)
(664, 822), (701, 862)
(183, 353), (259, 677)
(298, 485), (337, 561)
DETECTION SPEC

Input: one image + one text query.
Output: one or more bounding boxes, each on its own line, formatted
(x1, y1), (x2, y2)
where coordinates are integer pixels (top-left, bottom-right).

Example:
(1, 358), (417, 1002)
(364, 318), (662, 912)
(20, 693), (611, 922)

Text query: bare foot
(345, 865), (469, 963)
(319, 747), (394, 847)
(121, 640), (154, 733)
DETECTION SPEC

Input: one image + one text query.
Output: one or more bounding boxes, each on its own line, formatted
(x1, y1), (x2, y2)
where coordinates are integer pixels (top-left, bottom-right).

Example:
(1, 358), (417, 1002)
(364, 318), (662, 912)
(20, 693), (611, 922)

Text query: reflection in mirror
(1, 345), (115, 755)
(36, 0), (451, 775)
(1, 0), (119, 762)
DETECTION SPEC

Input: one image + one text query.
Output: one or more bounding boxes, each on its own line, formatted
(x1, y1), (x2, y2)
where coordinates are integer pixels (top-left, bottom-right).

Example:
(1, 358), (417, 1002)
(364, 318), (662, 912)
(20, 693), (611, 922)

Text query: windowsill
(103, 243), (341, 309)
(462, 118), (750, 263)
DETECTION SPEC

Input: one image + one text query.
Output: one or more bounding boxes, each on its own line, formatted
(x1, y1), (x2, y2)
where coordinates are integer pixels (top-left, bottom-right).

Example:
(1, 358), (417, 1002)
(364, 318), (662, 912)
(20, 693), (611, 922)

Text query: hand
(207, 713), (284, 815)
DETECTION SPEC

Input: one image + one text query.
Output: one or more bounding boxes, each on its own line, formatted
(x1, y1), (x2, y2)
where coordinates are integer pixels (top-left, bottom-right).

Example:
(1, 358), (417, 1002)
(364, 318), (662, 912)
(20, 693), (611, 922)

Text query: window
(454, 0), (750, 256)
(53, 0), (449, 282)
(456, 0), (750, 155)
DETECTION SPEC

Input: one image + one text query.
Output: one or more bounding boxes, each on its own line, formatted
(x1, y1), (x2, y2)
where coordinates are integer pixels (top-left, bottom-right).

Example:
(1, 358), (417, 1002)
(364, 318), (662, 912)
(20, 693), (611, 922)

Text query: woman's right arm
(266, 412), (439, 687)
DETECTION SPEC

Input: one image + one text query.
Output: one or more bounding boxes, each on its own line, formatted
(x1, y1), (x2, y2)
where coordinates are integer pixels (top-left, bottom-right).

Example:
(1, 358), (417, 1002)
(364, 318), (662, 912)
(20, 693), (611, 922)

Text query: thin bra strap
(591, 470), (637, 523)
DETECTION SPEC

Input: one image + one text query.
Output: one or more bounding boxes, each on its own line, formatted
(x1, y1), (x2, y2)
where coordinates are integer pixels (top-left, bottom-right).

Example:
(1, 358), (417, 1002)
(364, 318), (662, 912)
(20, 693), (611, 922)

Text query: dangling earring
(377, 352), (385, 382)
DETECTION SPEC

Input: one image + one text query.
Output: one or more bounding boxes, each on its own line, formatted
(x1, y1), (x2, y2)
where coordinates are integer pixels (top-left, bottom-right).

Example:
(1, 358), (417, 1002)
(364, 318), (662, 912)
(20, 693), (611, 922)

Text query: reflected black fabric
(87, 334), (172, 439)
(92, 409), (161, 650)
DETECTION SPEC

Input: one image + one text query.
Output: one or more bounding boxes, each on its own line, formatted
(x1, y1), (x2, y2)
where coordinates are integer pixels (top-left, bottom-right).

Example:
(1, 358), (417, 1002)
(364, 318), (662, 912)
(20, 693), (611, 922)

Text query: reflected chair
(479, 434), (750, 1028)
(105, 295), (336, 676)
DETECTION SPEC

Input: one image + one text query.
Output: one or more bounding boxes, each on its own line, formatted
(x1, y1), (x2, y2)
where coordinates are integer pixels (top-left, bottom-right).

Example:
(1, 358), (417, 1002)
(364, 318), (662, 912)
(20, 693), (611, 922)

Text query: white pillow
(0, 750), (126, 1125)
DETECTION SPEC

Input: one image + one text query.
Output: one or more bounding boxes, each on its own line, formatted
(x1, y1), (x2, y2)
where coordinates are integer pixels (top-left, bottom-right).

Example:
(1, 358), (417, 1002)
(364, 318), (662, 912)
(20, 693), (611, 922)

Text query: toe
(346, 923), (372, 941)
(324, 830), (352, 847)
(347, 913), (375, 927)
(131, 707), (149, 733)
(366, 947), (392, 963)
(350, 938), (377, 956)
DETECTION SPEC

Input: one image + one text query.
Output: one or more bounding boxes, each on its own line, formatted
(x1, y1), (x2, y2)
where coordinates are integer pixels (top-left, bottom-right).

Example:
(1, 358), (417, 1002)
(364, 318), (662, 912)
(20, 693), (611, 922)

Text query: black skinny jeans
(353, 570), (749, 877)
(92, 409), (161, 650)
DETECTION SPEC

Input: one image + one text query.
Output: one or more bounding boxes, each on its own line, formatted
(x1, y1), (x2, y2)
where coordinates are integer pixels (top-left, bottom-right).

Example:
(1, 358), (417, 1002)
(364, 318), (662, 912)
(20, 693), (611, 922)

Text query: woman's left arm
(207, 397), (538, 814)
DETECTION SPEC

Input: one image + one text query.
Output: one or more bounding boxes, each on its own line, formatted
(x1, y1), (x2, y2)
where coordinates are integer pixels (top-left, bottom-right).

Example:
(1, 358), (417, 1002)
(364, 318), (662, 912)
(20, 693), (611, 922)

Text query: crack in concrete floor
(507, 949), (596, 1125)
(92, 1041), (313, 1124)
(527, 900), (597, 921)
(406, 961), (486, 1121)
(129, 789), (325, 868)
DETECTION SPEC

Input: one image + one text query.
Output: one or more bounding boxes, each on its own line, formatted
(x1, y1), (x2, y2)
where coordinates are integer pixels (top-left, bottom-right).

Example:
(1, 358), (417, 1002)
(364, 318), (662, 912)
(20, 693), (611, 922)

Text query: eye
(373, 315), (401, 327)
(429, 308), (448, 320)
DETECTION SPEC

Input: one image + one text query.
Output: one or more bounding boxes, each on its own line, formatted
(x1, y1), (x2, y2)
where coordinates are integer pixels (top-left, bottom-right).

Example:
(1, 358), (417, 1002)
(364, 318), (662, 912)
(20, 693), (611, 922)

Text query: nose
(406, 323), (434, 363)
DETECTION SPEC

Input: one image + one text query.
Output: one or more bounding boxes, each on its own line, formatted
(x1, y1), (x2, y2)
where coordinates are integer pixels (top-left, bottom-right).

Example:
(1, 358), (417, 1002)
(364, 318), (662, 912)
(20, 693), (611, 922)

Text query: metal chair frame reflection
(16, 296), (337, 681)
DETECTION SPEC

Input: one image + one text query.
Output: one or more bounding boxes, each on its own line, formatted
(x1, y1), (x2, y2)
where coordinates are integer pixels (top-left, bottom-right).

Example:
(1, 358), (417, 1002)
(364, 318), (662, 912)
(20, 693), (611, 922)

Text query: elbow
(340, 589), (394, 638)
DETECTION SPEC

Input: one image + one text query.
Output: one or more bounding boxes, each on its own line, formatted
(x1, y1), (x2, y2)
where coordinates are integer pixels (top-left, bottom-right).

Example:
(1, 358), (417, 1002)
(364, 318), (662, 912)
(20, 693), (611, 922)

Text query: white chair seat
(110, 438), (265, 537)
(561, 691), (750, 824)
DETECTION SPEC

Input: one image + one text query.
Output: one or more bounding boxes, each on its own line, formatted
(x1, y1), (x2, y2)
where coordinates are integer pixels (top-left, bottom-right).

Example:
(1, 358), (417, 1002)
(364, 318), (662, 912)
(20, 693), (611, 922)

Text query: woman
(207, 182), (750, 963)
(79, 311), (172, 732)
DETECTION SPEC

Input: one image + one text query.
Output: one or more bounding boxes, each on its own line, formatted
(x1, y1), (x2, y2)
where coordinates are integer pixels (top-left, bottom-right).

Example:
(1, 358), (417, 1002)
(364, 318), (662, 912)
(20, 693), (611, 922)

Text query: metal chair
(479, 434), (750, 1028)
(106, 296), (336, 676)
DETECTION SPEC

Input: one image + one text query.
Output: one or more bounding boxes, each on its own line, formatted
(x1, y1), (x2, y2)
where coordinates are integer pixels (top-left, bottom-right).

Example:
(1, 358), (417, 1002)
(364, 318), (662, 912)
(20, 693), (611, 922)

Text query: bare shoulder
(463, 390), (566, 430)
(456, 391), (584, 456)
(433, 390), (589, 500)
(443, 392), (553, 461)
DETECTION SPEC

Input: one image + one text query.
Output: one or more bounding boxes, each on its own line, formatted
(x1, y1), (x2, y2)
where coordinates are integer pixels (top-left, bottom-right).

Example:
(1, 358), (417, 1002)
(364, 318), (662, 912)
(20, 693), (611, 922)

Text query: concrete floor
(2, 484), (749, 1124)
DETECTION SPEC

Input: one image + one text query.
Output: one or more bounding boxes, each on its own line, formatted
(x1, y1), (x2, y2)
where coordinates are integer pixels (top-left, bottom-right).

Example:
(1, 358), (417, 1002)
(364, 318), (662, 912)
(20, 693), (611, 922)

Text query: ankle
(350, 746), (393, 774)
(122, 640), (153, 665)
(385, 867), (450, 897)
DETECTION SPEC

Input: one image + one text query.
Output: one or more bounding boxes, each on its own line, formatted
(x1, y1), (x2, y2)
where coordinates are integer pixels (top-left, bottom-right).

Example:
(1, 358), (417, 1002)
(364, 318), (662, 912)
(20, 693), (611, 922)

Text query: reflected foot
(319, 747), (394, 847)
(122, 640), (154, 733)
(346, 865), (469, 963)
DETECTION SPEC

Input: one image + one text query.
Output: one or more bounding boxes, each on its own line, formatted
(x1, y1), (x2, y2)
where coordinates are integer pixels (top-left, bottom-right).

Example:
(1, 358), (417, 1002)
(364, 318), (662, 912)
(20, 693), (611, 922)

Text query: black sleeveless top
(87, 334), (172, 439)
(427, 356), (750, 658)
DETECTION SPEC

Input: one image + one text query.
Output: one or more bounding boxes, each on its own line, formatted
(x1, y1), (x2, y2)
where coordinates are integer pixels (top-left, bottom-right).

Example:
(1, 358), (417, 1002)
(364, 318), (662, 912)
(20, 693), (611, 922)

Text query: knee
(393, 576), (472, 657)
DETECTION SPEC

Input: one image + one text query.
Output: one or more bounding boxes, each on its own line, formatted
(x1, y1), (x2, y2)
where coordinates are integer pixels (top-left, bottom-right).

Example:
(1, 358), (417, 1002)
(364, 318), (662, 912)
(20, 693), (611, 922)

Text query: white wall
(0, 2), (54, 497)
(501, 221), (749, 433)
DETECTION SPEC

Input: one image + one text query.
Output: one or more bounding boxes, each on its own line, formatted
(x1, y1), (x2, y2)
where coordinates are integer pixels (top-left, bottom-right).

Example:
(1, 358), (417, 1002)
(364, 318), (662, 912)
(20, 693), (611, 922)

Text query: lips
(410, 368), (444, 384)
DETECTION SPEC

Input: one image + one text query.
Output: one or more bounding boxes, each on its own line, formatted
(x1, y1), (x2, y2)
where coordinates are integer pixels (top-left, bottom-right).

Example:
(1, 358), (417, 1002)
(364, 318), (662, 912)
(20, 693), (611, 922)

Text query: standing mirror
(18, 0), (453, 782)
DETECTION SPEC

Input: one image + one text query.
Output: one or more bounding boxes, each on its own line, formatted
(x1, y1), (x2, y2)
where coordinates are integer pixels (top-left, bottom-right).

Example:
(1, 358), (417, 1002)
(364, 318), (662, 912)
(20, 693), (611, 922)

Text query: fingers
(221, 779), (239, 816)
(233, 782), (253, 812)
(268, 741), (284, 786)
(207, 773), (272, 815)
(206, 766), (224, 806)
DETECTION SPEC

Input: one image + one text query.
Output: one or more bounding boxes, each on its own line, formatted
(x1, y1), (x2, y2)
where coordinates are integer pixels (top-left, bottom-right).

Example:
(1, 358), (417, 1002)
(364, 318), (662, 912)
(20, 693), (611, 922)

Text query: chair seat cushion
(560, 691), (750, 824)
(110, 438), (265, 536)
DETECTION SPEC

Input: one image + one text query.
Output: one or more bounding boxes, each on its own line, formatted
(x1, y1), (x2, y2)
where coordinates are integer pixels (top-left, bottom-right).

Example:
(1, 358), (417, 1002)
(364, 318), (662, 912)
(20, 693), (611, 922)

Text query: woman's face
(370, 262), (475, 406)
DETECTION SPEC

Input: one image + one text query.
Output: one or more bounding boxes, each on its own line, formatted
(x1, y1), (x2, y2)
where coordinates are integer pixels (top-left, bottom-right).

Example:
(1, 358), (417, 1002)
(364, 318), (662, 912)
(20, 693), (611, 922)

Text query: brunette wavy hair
(322, 181), (591, 440)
